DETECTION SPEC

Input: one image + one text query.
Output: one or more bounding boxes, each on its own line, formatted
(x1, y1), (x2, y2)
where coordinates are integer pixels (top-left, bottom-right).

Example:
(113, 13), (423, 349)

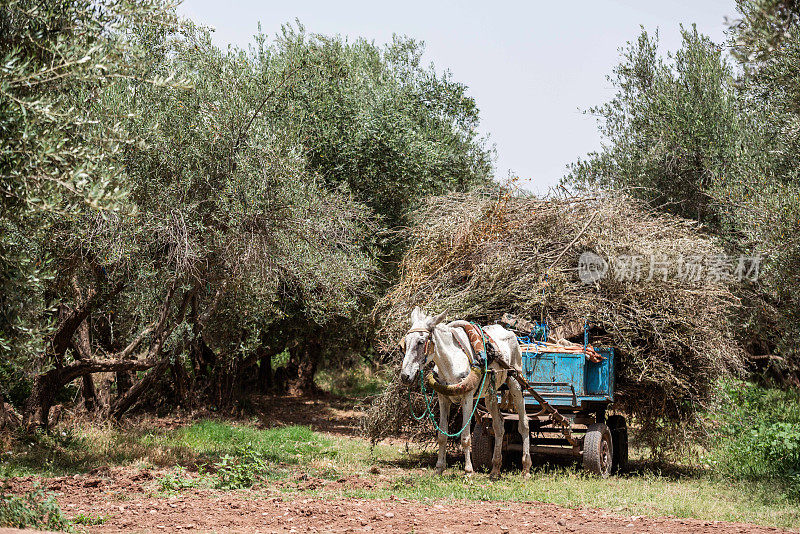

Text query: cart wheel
(582, 423), (613, 478)
(471, 420), (493, 472)
(607, 415), (628, 474)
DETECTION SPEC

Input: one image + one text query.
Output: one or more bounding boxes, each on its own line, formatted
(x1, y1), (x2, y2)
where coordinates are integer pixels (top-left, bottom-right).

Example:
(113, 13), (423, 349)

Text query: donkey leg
(435, 393), (451, 475)
(486, 387), (504, 479)
(508, 378), (532, 477)
(461, 395), (474, 474)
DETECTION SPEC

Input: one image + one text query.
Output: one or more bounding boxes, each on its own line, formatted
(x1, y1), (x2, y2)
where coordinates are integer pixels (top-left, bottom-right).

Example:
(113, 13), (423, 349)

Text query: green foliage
(266, 27), (492, 234)
(105, 19), (381, 356)
(72, 512), (107, 526)
(564, 8), (800, 376)
(729, 0), (800, 65)
(158, 466), (199, 492)
(719, 2), (800, 370)
(0, 0), (177, 400)
(212, 445), (269, 489)
(566, 26), (743, 227)
(0, 1), (494, 417)
(709, 381), (800, 500)
(0, 484), (73, 531)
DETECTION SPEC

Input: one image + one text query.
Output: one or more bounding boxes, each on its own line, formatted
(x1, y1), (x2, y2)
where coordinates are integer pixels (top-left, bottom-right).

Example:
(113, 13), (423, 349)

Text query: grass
(1, 420), (798, 530)
(0, 485), (74, 532)
(331, 468), (799, 529)
(72, 511), (106, 526)
(144, 421), (336, 464)
(316, 364), (390, 398)
(0, 421), (339, 477)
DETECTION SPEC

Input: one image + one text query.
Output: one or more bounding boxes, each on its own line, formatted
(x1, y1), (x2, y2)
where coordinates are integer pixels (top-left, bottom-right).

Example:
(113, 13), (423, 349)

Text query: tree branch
(49, 281), (125, 360)
(197, 278), (229, 328)
(115, 325), (154, 360)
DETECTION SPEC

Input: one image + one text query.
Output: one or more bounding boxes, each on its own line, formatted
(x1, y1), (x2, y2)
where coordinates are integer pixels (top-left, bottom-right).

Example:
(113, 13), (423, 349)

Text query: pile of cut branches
(364, 188), (744, 454)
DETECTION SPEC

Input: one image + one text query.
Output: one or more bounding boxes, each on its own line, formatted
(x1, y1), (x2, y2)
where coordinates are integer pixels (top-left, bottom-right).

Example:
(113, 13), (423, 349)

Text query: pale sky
(178, 0), (737, 194)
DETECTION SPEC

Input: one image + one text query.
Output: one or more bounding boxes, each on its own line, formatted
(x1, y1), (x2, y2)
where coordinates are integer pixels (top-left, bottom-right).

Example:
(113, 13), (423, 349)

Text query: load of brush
(362, 187), (744, 454)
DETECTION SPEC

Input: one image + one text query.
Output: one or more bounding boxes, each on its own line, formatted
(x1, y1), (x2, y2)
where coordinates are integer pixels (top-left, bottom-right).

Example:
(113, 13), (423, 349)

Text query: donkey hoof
(489, 470), (501, 480)
(522, 471), (531, 479)
(434, 467), (445, 475)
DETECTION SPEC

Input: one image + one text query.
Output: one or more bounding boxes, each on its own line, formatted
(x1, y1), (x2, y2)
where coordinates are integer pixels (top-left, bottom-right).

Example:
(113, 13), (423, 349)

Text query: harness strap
(407, 327), (430, 334)
(451, 330), (473, 364)
(467, 322), (496, 363)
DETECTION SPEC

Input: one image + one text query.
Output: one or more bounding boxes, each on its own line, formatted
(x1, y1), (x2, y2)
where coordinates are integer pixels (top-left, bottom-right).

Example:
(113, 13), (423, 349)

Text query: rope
(420, 358), (488, 438)
(408, 388), (429, 421)
(407, 322), (491, 438)
(584, 319), (589, 350)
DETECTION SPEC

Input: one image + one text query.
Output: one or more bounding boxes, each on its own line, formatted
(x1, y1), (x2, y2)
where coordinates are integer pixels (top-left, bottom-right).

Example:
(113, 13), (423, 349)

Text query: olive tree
(566, 26), (745, 228)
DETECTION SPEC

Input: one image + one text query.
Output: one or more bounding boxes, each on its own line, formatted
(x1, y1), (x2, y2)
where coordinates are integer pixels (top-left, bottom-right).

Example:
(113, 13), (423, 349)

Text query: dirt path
(61, 490), (790, 533)
(11, 469), (787, 534)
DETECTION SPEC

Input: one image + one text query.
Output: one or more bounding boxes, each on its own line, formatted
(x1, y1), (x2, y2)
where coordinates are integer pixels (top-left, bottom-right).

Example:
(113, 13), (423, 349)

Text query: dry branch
(366, 188), (744, 451)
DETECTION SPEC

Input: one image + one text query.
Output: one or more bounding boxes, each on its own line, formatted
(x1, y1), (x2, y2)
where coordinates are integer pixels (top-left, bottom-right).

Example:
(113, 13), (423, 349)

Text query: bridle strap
(406, 327), (431, 334)
(404, 327), (434, 355)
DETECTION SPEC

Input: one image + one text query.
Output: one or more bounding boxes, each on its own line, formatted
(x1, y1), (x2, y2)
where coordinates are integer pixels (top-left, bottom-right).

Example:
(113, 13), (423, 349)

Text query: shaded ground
(251, 394), (364, 437)
(7, 471), (793, 533)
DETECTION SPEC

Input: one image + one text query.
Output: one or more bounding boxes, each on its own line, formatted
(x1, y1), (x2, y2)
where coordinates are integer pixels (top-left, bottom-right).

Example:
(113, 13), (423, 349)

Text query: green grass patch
(149, 421), (337, 464)
(316, 365), (390, 398)
(72, 511), (106, 526)
(0, 420), (340, 477)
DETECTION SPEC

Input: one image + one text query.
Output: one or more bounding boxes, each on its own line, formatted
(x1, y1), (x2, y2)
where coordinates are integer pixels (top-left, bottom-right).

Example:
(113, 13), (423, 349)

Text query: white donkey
(399, 307), (531, 477)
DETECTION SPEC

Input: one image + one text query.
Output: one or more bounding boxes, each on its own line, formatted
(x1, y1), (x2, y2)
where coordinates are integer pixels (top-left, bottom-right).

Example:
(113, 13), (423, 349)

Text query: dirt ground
(5, 471), (791, 534)
(4, 396), (796, 533)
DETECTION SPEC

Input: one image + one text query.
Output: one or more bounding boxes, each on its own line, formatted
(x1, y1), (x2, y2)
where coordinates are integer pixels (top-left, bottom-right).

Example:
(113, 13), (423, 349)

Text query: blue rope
(408, 388), (430, 421)
(584, 319), (589, 350)
(420, 358), (488, 438)
(408, 323), (491, 438)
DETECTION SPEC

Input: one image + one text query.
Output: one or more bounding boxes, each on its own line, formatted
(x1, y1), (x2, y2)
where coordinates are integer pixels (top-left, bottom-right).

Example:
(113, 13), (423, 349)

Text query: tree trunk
(190, 336), (217, 381)
(171, 357), (191, 407)
(48, 282), (124, 364)
(286, 334), (322, 396)
(24, 357), (159, 429)
(24, 373), (57, 430)
(74, 318), (99, 412)
(111, 357), (170, 420)
(80, 375), (98, 412)
(257, 349), (273, 393)
(94, 373), (115, 414)
(22, 279), (191, 428)
(93, 312), (129, 400)
(116, 370), (133, 396)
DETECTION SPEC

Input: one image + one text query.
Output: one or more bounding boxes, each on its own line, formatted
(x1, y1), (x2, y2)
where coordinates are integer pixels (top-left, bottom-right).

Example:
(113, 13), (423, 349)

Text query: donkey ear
(429, 310), (447, 327)
(410, 306), (422, 324)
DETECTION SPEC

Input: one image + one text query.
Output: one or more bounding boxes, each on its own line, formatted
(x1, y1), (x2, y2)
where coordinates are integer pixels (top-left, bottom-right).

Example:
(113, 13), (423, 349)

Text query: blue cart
(471, 338), (627, 477)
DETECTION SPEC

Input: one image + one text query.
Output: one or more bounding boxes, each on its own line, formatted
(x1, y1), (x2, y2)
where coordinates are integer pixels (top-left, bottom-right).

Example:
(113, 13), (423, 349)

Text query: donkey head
(399, 306), (446, 385)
